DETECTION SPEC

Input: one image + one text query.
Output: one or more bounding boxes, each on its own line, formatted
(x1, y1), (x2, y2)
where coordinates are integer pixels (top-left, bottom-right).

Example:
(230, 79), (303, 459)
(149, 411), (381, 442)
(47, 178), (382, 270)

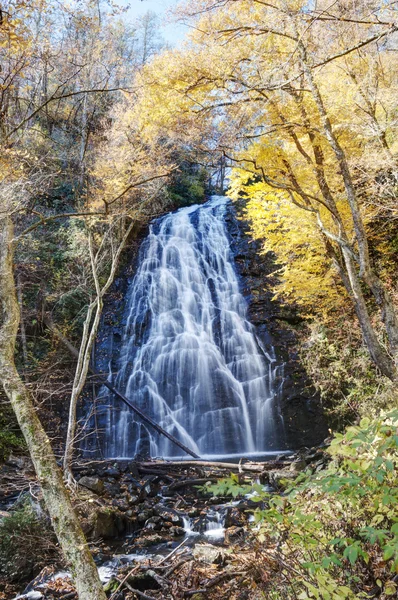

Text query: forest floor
(0, 448), (327, 600)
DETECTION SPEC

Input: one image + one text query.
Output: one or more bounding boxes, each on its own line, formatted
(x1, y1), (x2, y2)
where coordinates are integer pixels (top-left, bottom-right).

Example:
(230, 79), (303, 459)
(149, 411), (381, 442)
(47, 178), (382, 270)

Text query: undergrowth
(208, 410), (398, 599)
(300, 322), (398, 428)
(0, 499), (61, 582)
(0, 399), (25, 463)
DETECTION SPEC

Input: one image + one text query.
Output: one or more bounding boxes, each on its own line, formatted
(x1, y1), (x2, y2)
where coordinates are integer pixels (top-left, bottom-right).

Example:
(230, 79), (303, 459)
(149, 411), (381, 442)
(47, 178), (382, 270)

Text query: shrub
(0, 401), (25, 463)
(208, 410), (398, 599)
(0, 499), (62, 582)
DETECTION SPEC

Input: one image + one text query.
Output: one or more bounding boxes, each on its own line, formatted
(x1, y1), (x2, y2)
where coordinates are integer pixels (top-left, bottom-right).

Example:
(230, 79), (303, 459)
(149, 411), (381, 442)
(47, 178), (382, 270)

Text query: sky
(125, 0), (188, 46)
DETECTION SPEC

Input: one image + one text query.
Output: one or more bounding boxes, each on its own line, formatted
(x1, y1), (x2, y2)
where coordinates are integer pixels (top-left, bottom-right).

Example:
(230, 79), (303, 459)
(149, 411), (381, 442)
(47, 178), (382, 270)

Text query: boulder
(92, 508), (126, 539)
(192, 544), (226, 565)
(268, 469), (297, 489)
(78, 476), (104, 494)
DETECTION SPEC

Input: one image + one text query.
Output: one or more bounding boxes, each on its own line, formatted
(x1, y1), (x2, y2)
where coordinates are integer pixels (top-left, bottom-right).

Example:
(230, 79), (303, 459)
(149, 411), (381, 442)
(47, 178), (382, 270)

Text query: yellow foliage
(228, 170), (347, 316)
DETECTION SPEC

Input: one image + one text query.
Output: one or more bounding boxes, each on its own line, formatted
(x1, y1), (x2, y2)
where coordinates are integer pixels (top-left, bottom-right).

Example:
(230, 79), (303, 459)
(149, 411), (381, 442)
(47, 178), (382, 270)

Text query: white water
(203, 509), (225, 541)
(183, 508), (225, 541)
(103, 196), (284, 458)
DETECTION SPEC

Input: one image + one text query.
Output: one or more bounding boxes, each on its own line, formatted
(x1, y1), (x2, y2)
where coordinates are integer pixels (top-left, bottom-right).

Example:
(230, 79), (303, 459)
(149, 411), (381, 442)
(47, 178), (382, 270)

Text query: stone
(127, 494), (140, 505)
(92, 508), (126, 539)
(153, 505), (183, 526)
(145, 516), (162, 531)
(225, 526), (245, 545)
(170, 526), (185, 537)
(78, 476), (104, 494)
(268, 470), (297, 489)
(136, 534), (168, 547)
(105, 466), (120, 477)
(192, 544), (226, 565)
(138, 509), (154, 522)
(104, 482), (121, 496)
(289, 459), (307, 472)
(225, 507), (246, 528)
(111, 498), (128, 512)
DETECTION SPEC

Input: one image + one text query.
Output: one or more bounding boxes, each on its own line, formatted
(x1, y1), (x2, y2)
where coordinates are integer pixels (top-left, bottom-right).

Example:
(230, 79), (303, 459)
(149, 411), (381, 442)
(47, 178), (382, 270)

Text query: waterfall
(101, 196), (284, 458)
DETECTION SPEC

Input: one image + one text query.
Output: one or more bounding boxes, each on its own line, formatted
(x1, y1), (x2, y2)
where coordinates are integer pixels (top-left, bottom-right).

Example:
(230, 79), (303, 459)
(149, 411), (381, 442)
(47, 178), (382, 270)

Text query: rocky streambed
(0, 448), (329, 600)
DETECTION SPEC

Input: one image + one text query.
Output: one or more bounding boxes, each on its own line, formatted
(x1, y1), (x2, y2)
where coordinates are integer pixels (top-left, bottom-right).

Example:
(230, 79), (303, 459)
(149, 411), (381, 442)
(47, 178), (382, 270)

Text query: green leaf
(344, 545), (358, 565)
(383, 546), (395, 561)
(391, 523), (398, 535)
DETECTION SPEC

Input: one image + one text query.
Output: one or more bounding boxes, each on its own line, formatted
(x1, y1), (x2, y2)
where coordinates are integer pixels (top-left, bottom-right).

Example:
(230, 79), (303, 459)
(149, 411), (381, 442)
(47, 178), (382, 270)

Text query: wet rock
(105, 466), (120, 477)
(136, 534), (169, 547)
(153, 504), (183, 526)
(104, 482), (121, 496)
(143, 482), (159, 498)
(124, 473), (139, 483)
(137, 509), (154, 523)
(78, 476), (104, 494)
(226, 201), (328, 449)
(225, 507), (247, 528)
(127, 494), (140, 505)
(170, 526), (185, 537)
(145, 516), (162, 531)
(127, 461), (140, 477)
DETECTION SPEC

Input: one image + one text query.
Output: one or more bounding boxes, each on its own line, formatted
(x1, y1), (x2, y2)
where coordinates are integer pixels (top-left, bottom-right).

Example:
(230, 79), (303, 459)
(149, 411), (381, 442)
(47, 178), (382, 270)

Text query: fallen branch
(43, 315), (200, 459)
(117, 580), (157, 600)
(185, 570), (246, 596)
(166, 477), (219, 491)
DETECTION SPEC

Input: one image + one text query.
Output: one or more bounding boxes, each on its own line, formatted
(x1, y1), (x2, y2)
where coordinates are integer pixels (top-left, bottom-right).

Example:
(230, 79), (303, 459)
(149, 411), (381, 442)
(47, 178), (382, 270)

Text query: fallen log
(43, 314), (200, 459)
(166, 477), (219, 491)
(137, 460), (291, 473)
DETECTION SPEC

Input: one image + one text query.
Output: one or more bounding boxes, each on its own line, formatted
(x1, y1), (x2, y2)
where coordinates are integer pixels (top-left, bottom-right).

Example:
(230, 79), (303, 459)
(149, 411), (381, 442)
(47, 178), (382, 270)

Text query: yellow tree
(137, 0), (398, 379)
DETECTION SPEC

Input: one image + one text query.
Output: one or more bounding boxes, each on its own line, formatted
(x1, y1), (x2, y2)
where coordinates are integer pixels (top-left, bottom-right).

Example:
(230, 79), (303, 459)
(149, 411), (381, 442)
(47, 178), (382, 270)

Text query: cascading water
(100, 196), (284, 458)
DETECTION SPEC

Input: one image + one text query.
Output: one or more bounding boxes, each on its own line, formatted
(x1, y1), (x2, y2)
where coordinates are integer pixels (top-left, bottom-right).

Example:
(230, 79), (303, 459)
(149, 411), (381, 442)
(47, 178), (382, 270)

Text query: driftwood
(43, 315), (199, 459)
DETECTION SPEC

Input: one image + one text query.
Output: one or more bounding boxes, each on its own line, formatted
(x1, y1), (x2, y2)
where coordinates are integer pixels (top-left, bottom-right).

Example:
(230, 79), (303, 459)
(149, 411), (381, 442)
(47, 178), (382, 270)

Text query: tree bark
(0, 216), (107, 600)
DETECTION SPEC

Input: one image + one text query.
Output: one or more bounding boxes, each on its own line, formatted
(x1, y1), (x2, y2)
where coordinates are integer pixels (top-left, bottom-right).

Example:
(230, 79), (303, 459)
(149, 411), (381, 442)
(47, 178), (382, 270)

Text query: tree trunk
(0, 216), (107, 600)
(295, 36), (398, 376)
(341, 248), (396, 380)
(63, 296), (102, 482)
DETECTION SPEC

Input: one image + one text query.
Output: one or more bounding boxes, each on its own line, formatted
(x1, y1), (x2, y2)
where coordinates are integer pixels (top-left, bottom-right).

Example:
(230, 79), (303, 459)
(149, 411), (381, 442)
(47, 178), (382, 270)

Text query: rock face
(82, 197), (328, 458)
(225, 200), (328, 449)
